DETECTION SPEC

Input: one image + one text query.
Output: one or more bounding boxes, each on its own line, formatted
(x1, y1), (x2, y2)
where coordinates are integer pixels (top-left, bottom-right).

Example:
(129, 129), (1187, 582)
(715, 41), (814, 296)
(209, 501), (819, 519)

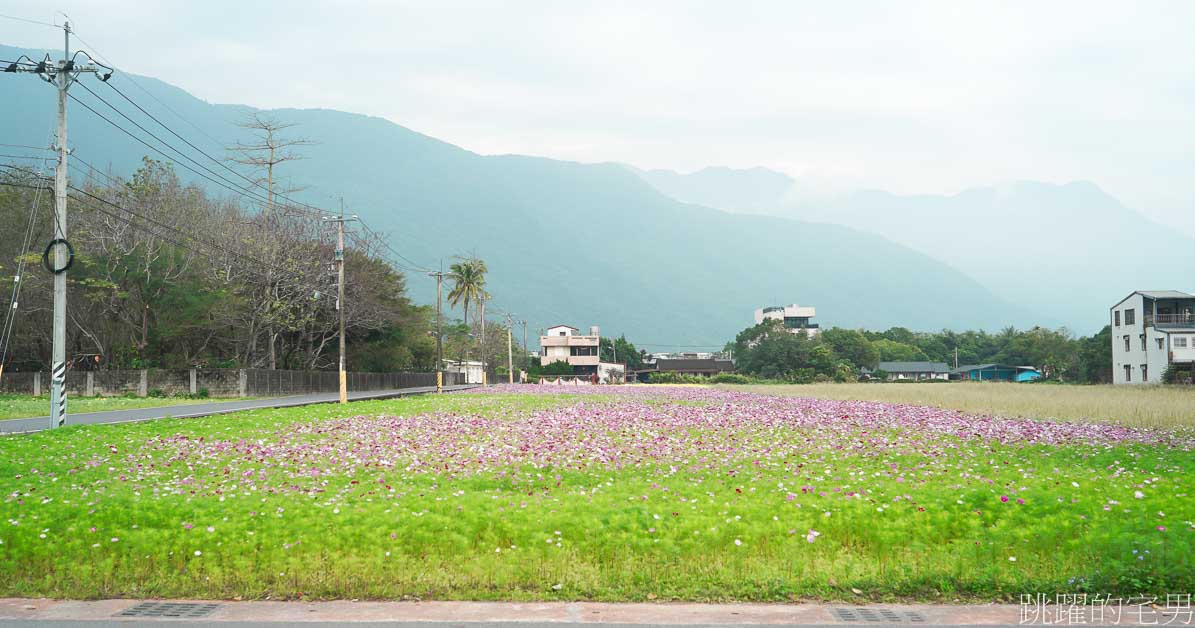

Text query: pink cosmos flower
(806, 529), (820, 543)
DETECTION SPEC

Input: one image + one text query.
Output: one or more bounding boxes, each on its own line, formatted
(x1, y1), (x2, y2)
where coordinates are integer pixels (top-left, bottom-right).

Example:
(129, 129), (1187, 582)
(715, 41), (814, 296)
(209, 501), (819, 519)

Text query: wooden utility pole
(505, 313), (514, 384)
(479, 294), (487, 387)
(428, 267), (445, 392)
(521, 320), (528, 372)
(323, 210), (357, 403)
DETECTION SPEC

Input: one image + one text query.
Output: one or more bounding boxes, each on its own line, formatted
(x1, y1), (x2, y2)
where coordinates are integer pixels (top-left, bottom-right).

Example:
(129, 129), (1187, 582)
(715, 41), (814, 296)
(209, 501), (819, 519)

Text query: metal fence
(1, 368), (459, 398)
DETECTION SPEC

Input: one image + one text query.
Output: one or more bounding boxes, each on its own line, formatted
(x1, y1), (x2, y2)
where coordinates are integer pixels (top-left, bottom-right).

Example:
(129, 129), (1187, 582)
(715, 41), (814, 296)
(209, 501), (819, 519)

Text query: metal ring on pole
(41, 238), (75, 274)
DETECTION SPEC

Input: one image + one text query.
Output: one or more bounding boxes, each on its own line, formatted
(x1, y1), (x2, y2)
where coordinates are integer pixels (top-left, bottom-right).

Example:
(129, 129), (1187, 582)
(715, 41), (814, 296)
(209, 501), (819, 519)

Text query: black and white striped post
(51, 360), (66, 427)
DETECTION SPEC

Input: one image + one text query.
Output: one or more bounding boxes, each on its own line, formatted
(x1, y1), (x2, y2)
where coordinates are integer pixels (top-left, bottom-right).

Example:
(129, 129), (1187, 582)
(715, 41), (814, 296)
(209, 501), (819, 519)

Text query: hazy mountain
(0, 44), (1030, 345)
(633, 165), (1191, 333)
(631, 166), (796, 214)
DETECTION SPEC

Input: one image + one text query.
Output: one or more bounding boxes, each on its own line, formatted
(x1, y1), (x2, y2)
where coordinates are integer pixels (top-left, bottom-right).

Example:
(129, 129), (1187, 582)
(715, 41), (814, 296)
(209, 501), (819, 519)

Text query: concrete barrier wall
(0, 368), (450, 397)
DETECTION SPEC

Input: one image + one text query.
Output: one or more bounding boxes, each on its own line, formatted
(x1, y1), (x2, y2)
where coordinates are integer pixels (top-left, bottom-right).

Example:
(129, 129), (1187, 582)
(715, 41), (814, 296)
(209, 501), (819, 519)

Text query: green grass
(0, 394), (225, 421)
(0, 389), (1191, 602)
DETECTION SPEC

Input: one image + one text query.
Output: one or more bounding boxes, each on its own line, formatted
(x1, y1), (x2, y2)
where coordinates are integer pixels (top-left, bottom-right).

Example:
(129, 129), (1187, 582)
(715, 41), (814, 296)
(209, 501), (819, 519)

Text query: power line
(0, 143), (51, 152)
(68, 82), (288, 212)
(66, 184), (333, 297)
(60, 46), (436, 278)
(0, 174), (49, 367)
(67, 28), (230, 155)
(0, 153), (53, 161)
(98, 80), (316, 212)
(0, 12), (60, 28)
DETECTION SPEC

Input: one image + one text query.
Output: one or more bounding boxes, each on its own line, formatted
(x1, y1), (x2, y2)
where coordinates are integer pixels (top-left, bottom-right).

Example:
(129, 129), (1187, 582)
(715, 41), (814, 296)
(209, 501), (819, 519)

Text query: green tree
(820, 328), (879, 370)
(872, 338), (928, 362)
(600, 335), (644, 370)
(732, 321), (838, 380)
(1076, 325), (1112, 384)
(446, 257), (487, 350)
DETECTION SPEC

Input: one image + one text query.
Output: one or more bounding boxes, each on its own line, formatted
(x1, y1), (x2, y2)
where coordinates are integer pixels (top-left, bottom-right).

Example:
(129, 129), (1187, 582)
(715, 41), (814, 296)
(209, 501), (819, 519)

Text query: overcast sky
(3, 1), (1193, 233)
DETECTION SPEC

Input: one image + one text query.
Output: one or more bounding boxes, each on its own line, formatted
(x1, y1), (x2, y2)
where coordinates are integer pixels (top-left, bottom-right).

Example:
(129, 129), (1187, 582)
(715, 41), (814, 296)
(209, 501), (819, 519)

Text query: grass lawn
(0, 394), (222, 421)
(0, 385), (1191, 602)
(722, 382), (1195, 428)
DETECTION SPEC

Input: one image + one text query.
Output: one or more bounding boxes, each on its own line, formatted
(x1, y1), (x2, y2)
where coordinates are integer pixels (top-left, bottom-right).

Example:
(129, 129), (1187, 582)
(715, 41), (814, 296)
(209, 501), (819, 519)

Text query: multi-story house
(540, 324), (601, 375)
(1110, 291), (1195, 384)
(753, 304), (820, 336)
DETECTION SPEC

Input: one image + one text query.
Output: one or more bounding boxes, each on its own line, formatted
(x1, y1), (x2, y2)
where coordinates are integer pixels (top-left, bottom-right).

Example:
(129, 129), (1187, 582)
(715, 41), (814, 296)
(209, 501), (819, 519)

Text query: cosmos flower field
(1, 385), (1192, 601)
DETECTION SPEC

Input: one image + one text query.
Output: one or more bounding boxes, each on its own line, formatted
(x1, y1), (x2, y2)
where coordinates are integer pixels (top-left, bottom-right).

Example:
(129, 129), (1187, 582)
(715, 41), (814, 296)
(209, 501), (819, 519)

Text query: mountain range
(2, 43), (1052, 345)
(633, 165), (1195, 333)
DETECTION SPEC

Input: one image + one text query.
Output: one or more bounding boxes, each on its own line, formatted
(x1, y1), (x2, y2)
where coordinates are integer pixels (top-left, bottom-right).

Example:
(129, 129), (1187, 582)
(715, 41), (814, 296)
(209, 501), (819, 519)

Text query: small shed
(951, 364), (1041, 382)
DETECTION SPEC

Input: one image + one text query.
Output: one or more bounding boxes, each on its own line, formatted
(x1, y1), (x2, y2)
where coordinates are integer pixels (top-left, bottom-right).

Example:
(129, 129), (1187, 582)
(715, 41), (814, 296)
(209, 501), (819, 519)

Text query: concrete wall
(1112, 293), (1145, 384)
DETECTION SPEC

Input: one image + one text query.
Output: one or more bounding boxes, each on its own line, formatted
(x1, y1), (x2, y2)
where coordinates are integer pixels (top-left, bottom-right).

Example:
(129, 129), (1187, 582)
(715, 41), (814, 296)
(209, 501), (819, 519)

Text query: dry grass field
(722, 382), (1195, 428)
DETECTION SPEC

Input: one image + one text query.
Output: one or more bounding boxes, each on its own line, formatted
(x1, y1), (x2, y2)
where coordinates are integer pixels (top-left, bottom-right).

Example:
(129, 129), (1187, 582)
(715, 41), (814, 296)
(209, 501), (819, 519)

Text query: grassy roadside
(0, 394), (228, 421)
(0, 387), (1190, 601)
(720, 382), (1195, 428)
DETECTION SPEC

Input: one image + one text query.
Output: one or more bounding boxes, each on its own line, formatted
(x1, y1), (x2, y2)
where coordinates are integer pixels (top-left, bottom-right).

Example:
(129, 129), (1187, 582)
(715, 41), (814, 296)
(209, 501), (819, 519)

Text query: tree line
(0, 158), (514, 374)
(728, 321), (1113, 383)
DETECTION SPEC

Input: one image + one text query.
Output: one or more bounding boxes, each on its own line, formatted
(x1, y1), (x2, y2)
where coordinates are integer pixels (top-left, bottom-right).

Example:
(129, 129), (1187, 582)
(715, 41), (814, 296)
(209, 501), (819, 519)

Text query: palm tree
(447, 257), (488, 348)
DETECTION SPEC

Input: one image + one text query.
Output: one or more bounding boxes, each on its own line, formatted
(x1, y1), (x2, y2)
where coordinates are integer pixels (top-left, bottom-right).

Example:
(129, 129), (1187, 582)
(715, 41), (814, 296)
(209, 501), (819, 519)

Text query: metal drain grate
(832, 607), (927, 624)
(115, 602), (221, 619)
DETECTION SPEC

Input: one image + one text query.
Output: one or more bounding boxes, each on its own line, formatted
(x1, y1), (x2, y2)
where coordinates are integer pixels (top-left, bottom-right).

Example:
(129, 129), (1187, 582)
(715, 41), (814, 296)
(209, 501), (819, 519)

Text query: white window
(1124, 335), (1130, 352)
(1125, 309), (1136, 325)
(1124, 364), (1131, 382)
(1177, 336), (1190, 348)
(1141, 364), (1148, 381)
(1140, 334), (1146, 351)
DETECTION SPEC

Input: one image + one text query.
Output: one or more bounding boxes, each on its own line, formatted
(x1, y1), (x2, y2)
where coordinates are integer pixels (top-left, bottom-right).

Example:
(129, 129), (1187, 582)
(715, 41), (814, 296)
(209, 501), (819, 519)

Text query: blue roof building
(950, 364), (1041, 382)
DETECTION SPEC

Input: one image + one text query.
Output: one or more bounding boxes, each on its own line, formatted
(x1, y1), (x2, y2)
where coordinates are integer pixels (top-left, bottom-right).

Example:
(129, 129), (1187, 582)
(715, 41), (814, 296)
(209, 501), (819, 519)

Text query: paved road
(0, 599), (1057, 627)
(0, 385), (477, 435)
(1, 623), (1039, 628)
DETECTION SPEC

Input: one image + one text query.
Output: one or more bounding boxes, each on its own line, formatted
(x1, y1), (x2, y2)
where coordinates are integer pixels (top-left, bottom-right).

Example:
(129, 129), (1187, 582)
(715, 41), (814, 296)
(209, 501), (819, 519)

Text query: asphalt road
(0, 624), (1031, 628)
(0, 384), (477, 434)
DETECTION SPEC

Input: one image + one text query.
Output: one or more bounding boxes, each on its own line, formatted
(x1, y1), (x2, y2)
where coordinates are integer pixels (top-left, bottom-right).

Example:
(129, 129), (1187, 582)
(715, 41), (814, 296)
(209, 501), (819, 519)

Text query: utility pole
(479, 294), (487, 387)
(4, 21), (105, 428)
(505, 313), (514, 384)
(428, 265), (445, 392)
(323, 208), (357, 404)
(520, 320), (528, 369)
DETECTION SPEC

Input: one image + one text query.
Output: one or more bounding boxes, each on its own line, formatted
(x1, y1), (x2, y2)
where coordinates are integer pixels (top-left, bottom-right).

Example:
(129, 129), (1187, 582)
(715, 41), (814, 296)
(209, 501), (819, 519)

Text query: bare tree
(227, 113), (314, 368)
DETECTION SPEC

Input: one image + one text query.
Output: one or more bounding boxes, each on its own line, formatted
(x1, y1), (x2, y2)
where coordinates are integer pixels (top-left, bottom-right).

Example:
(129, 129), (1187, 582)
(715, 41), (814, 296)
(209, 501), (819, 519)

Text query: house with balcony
(754, 304), (820, 336)
(540, 324), (601, 376)
(1110, 290), (1195, 384)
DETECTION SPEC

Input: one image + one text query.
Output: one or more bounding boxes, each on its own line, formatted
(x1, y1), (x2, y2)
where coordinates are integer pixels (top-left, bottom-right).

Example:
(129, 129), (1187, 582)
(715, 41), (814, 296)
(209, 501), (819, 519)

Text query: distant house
(637, 357), (735, 381)
(951, 364), (1041, 382)
(863, 361), (950, 381)
(539, 324), (600, 376)
(754, 304), (820, 336)
(1109, 290), (1195, 385)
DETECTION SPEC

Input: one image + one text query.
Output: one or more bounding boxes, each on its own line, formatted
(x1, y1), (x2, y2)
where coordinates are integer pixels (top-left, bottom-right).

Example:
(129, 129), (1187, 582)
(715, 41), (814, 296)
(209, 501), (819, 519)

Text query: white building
(1110, 291), (1195, 384)
(754, 304), (820, 336)
(540, 324), (601, 375)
